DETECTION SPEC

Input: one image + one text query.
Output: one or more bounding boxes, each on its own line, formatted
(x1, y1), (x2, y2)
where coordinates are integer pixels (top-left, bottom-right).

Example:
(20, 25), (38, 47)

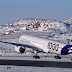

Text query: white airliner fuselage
(0, 35), (72, 59)
(19, 35), (72, 55)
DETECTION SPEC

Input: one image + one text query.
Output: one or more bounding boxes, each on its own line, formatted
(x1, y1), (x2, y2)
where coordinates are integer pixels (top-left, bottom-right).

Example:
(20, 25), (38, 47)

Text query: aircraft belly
(50, 49), (61, 55)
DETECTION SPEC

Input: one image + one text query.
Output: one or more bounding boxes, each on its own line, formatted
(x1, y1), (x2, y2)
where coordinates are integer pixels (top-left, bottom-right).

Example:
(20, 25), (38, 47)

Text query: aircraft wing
(0, 41), (43, 52)
(0, 41), (26, 46)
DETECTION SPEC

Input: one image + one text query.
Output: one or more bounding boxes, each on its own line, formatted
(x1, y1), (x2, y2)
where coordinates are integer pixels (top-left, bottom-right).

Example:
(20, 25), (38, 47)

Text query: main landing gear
(54, 55), (61, 59)
(33, 50), (40, 59)
(33, 55), (40, 59)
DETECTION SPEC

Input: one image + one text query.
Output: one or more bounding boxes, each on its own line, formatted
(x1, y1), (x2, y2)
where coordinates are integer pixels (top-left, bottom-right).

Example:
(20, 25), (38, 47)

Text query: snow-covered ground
(0, 65), (72, 72)
(0, 50), (72, 62)
(0, 18), (72, 71)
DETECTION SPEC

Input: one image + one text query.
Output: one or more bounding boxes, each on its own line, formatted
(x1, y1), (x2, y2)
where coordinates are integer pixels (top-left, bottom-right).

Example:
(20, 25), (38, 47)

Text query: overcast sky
(0, 0), (72, 25)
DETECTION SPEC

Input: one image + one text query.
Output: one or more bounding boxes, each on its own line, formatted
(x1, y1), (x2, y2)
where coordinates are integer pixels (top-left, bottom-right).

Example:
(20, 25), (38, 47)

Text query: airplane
(0, 35), (72, 59)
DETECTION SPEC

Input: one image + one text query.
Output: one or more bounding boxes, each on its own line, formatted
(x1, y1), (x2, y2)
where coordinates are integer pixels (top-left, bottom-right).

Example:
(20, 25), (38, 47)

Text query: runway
(0, 59), (72, 68)
(0, 52), (72, 68)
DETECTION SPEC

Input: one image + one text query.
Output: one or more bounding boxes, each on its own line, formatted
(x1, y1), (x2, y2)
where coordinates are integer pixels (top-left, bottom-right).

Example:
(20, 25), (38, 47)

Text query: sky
(0, 0), (72, 25)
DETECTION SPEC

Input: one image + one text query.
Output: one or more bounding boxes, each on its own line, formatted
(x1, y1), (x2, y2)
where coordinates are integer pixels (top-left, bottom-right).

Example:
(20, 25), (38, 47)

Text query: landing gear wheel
(54, 56), (61, 59)
(33, 55), (40, 59)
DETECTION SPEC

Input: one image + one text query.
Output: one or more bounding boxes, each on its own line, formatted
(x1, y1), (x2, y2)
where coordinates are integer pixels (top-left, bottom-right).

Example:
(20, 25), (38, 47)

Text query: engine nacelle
(14, 46), (25, 53)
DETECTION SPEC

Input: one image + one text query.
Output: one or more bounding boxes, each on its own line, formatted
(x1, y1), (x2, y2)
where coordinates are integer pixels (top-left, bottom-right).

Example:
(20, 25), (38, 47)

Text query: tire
(33, 56), (40, 59)
(54, 56), (61, 59)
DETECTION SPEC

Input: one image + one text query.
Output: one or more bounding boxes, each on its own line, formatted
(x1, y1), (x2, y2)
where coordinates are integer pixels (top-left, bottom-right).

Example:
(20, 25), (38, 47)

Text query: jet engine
(14, 46), (25, 53)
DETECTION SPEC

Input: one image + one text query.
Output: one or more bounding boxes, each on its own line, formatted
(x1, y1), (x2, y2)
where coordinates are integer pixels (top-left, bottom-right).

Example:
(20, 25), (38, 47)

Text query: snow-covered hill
(0, 18), (72, 43)
(0, 18), (71, 34)
(62, 18), (72, 25)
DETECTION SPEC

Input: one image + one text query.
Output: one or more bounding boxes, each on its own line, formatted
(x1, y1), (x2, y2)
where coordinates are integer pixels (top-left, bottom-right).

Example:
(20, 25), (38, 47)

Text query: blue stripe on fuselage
(63, 45), (72, 49)
(61, 45), (72, 55)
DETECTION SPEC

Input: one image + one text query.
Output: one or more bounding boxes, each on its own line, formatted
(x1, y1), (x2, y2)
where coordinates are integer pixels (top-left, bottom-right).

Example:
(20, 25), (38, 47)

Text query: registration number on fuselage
(48, 42), (59, 51)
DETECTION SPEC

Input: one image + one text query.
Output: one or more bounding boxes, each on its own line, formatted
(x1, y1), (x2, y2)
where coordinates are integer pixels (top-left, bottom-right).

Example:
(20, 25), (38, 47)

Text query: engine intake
(19, 47), (25, 53)
(14, 46), (25, 53)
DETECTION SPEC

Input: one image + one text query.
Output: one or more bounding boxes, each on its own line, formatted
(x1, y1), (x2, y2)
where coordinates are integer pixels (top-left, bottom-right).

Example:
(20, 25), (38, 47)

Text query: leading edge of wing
(0, 40), (24, 46)
(0, 41), (43, 52)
